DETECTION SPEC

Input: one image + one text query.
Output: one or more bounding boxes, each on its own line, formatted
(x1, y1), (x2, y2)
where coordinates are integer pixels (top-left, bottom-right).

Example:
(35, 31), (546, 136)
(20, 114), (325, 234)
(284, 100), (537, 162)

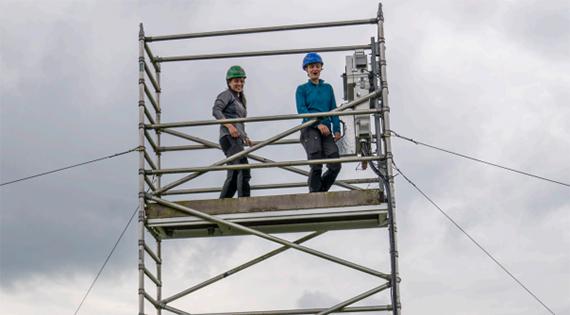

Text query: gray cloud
(500, 0), (570, 60)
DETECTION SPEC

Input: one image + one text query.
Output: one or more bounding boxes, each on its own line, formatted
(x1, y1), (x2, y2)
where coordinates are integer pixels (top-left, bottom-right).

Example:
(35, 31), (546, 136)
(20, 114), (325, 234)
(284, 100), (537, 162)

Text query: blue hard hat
(302, 52), (323, 69)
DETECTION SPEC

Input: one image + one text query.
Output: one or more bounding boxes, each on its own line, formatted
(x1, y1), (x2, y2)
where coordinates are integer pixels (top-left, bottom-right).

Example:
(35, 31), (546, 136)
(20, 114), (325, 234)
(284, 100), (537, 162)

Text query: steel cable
(0, 147), (138, 187)
(393, 161), (556, 315)
(390, 131), (570, 188)
(72, 204), (139, 315)
(73, 178), (156, 315)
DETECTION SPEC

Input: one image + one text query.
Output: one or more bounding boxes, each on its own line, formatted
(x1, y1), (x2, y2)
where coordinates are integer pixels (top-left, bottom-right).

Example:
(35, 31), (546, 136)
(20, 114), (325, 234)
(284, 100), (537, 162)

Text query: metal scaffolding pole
(377, 3), (401, 314)
(162, 178), (378, 195)
(154, 63), (162, 193)
(156, 238), (162, 315)
(159, 138), (300, 152)
(147, 108), (383, 129)
(146, 18), (377, 42)
(144, 42), (159, 72)
(164, 305), (392, 315)
(140, 23), (163, 315)
(137, 22), (146, 315)
(155, 57), (162, 315)
(157, 44), (371, 63)
(149, 155), (382, 175)
(316, 283), (391, 315)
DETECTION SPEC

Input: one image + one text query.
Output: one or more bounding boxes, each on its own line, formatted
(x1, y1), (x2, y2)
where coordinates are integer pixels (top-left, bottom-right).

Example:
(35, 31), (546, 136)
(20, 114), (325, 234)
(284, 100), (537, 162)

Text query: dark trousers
(219, 135), (251, 198)
(300, 126), (341, 192)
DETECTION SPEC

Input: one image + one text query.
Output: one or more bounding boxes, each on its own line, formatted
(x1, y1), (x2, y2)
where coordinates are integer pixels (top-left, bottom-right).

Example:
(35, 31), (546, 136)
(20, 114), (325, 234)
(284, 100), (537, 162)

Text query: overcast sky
(1, 0), (569, 314)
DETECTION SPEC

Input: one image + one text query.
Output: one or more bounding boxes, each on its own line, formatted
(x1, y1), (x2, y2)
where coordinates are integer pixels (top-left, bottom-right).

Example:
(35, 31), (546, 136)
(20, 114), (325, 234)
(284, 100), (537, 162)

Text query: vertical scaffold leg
(372, 3), (401, 315)
(137, 22), (147, 315)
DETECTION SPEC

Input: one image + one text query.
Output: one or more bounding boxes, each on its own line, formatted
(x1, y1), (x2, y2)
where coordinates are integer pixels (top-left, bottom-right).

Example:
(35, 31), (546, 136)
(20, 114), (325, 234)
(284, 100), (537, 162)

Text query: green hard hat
(226, 65), (246, 80)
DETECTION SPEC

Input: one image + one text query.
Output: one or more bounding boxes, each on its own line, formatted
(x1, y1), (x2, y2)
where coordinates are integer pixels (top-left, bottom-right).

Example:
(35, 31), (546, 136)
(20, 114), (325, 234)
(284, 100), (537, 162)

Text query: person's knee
(310, 163), (323, 173)
(329, 162), (341, 173)
(326, 150), (341, 171)
(241, 169), (251, 180)
(309, 150), (323, 167)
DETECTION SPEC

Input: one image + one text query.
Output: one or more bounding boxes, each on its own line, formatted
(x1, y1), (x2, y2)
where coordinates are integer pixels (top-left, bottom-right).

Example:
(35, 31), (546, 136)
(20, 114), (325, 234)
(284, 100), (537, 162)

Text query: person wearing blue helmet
(295, 52), (342, 193)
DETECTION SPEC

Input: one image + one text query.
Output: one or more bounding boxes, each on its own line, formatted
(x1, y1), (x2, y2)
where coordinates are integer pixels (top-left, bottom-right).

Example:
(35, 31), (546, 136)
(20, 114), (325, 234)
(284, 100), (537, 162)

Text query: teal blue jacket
(295, 79), (340, 133)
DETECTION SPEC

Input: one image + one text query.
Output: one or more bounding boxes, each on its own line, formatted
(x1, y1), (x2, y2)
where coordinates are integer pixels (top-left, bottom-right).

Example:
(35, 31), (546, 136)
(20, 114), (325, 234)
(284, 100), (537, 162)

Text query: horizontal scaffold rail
(163, 305), (392, 315)
(159, 139), (300, 152)
(146, 18), (378, 42)
(162, 178), (379, 195)
(146, 155), (382, 175)
(156, 44), (372, 63)
(147, 108), (382, 129)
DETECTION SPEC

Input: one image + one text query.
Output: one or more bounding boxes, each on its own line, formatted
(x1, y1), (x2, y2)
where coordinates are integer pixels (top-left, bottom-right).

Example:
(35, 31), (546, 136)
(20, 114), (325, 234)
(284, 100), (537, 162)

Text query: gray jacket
(212, 89), (248, 139)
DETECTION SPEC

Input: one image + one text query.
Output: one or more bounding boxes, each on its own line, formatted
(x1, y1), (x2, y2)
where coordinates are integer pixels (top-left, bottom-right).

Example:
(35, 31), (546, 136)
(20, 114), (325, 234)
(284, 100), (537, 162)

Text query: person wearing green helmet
(212, 65), (252, 198)
(296, 53), (342, 193)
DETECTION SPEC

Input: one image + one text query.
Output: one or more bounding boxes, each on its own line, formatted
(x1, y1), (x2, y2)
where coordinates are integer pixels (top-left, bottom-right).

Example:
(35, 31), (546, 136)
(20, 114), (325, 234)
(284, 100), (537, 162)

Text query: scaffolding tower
(137, 3), (400, 314)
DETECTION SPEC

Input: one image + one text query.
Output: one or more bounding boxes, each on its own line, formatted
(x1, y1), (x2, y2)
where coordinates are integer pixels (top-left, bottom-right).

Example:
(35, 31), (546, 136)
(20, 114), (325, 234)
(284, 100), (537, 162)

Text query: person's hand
(245, 137), (253, 146)
(317, 124), (330, 136)
(225, 124), (240, 138)
(334, 132), (342, 142)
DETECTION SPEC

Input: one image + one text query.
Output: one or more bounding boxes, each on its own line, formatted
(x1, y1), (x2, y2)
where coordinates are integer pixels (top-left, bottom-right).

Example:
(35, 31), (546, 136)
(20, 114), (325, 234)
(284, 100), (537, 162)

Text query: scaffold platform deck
(147, 189), (387, 239)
